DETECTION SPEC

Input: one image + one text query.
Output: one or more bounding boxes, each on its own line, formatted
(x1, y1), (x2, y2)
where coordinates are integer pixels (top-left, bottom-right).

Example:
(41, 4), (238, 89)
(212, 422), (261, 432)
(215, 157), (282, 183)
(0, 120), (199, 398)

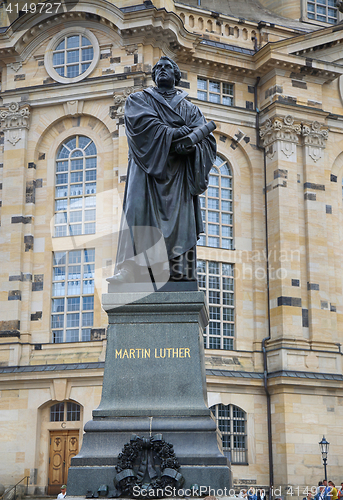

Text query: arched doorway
(47, 402), (81, 495)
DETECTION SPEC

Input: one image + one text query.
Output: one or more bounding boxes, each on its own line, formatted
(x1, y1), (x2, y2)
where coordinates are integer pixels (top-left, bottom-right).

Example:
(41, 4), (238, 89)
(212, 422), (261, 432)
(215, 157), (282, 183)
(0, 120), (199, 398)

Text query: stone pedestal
(67, 291), (231, 496)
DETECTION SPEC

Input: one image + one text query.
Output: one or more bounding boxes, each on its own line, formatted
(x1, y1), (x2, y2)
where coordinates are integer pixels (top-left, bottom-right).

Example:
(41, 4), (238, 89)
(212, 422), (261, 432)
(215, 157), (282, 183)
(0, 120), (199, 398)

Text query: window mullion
(229, 405), (233, 454)
(67, 157), (71, 236)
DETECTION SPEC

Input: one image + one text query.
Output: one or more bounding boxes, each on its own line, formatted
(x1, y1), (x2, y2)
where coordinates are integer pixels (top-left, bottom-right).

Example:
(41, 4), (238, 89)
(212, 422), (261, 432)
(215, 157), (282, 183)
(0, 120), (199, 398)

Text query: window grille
(50, 402), (81, 422)
(197, 77), (234, 106)
(210, 403), (247, 463)
(53, 35), (94, 78)
(198, 155), (233, 249)
(52, 249), (95, 343)
(67, 402), (81, 421)
(50, 402), (65, 422)
(197, 261), (234, 350)
(54, 135), (97, 237)
(307, 0), (338, 23)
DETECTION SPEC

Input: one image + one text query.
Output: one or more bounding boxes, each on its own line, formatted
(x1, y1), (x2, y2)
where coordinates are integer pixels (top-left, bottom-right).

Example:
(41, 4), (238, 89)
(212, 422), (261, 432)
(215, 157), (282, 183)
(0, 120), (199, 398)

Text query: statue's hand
(173, 125), (192, 140)
(175, 143), (196, 155)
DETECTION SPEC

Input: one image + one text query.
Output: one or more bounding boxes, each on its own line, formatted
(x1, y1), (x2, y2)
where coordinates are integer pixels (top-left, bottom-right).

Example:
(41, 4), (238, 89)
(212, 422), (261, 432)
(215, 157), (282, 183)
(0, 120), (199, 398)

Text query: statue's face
(154, 59), (175, 89)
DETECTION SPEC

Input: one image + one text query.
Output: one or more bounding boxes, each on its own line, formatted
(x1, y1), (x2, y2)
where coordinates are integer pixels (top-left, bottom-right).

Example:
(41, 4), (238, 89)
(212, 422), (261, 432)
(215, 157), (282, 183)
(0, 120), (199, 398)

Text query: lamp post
(319, 436), (329, 483)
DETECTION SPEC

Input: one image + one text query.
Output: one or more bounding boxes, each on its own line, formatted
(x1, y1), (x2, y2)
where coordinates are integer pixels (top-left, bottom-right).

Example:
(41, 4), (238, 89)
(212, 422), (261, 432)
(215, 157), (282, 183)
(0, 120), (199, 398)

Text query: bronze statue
(109, 56), (216, 285)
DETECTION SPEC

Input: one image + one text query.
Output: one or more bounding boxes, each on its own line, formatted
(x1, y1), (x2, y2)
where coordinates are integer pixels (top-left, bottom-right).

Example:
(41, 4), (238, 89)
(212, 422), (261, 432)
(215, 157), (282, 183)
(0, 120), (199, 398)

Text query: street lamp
(319, 436), (330, 483)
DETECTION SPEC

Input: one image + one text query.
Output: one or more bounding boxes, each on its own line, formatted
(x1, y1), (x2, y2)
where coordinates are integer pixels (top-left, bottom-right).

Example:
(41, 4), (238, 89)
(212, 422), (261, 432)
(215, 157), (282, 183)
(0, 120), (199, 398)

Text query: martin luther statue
(109, 56), (216, 284)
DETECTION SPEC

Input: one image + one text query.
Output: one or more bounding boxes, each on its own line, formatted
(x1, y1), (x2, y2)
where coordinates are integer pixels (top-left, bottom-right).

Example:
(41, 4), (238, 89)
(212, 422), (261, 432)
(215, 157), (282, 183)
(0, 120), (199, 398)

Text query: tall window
(50, 402), (81, 422)
(210, 404), (247, 464)
(197, 261), (234, 350)
(198, 155), (233, 249)
(197, 77), (234, 106)
(54, 135), (97, 237)
(307, 0), (338, 23)
(51, 249), (95, 343)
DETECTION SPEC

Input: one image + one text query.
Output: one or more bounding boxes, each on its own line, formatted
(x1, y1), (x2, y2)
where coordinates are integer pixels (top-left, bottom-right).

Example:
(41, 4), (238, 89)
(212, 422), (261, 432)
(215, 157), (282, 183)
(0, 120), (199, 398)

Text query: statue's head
(152, 56), (182, 88)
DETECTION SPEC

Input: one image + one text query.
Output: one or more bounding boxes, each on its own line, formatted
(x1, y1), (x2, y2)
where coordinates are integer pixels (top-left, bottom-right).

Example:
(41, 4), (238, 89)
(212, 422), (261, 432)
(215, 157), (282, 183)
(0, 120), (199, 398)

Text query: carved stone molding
(260, 115), (301, 160)
(8, 62), (23, 72)
(0, 102), (31, 146)
(265, 143), (276, 160)
(125, 44), (138, 55)
(259, 115), (302, 148)
(302, 121), (329, 147)
(260, 116), (328, 162)
(302, 121), (328, 163)
(63, 100), (84, 116)
(109, 87), (141, 120)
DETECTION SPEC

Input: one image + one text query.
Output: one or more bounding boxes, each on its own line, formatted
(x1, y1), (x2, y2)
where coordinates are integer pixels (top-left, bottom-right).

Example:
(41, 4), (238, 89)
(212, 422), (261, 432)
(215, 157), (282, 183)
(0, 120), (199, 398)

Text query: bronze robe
(115, 87), (216, 274)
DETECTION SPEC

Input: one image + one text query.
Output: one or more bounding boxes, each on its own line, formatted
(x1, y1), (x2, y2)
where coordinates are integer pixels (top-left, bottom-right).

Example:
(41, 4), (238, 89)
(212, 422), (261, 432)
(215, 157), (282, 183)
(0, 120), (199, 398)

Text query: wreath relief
(114, 434), (184, 497)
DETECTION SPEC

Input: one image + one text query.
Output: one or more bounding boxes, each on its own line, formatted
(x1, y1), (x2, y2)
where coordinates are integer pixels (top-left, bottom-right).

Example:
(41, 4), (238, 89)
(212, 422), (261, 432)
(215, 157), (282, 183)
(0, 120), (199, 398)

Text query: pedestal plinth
(67, 291), (231, 496)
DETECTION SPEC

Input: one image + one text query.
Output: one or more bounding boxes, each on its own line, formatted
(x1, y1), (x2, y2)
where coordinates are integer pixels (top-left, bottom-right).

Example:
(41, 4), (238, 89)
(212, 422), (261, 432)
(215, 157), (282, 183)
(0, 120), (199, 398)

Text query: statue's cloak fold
(116, 87), (216, 269)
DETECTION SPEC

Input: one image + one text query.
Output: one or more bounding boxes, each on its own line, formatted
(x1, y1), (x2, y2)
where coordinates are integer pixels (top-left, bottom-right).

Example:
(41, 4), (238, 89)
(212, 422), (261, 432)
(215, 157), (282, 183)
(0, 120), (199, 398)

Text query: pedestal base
(67, 291), (231, 496)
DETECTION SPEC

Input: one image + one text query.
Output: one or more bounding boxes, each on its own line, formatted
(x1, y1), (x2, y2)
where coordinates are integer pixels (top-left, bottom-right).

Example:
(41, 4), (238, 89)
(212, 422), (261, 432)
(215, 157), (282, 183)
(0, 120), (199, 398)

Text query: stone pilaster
(0, 102), (32, 342)
(260, 115), (304, 351)
(301, 120), (332, 347)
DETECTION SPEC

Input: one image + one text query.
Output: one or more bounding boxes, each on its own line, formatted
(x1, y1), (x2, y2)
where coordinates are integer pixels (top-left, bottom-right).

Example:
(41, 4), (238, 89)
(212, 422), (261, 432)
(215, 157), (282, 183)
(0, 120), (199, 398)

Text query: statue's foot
(107, 267), (134, 284)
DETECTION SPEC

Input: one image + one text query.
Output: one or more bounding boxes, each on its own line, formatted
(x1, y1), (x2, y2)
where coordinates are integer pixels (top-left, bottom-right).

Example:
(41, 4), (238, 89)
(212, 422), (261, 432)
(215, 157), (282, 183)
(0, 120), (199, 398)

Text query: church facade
(0, 0), (343, 496)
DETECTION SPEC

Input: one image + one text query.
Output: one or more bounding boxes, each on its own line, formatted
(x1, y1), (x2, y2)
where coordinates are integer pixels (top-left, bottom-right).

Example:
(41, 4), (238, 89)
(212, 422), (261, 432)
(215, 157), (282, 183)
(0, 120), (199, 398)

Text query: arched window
(210, 403), (247, 464)
(198, 155), (233, 249)
(54, 135), (97, 237)
(50, 402), (81, 422)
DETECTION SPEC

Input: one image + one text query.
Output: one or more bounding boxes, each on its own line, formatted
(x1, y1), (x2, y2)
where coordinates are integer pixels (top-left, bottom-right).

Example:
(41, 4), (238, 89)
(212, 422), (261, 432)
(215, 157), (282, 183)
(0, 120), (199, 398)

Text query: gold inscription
(115, 348), (190, 359)
(115, 348), (151, 359)
(154, 348), (190, 358)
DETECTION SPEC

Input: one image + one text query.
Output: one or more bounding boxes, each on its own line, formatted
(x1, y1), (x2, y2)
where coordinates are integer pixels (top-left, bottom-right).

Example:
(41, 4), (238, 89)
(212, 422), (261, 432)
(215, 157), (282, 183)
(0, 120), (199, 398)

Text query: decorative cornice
(259, 115), (301, 148)
(260, 115), (329, 151)
(0, 102), (31, 146)
(302, 120), (329, 148)
(301, 121), (329, 162)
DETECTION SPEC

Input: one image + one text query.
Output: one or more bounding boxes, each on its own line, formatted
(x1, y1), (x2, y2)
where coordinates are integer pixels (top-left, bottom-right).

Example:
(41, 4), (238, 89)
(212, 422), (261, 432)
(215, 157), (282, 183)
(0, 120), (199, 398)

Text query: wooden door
(48, 430), (79, 495)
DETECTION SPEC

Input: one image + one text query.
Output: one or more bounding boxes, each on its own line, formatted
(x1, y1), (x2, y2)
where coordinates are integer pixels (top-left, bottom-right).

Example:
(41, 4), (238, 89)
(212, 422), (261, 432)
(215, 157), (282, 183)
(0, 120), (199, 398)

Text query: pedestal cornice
(102, 290), (209, 328)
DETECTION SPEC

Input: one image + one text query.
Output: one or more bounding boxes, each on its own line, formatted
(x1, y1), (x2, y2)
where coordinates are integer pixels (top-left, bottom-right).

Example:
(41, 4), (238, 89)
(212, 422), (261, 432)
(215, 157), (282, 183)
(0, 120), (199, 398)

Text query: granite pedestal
(67, 290), (231, 496)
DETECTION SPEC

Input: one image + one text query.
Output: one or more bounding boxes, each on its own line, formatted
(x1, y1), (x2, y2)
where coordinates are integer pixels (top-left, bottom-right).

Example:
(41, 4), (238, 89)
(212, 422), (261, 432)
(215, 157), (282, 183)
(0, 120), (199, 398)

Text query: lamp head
(319, 436), (330, 458)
